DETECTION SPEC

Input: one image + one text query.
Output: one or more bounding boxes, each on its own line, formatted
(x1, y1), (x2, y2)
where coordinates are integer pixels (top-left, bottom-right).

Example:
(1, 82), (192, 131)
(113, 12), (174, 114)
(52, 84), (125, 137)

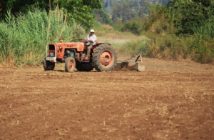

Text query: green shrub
(193, 16), (214, 39)
(167, 0), (214, 36)
(120, 33), (214, 63)
(115, 2), (214, 64)
(121, 20), (144, 35)
(190, 37), (214, 63)
(112, 18), (145, 35)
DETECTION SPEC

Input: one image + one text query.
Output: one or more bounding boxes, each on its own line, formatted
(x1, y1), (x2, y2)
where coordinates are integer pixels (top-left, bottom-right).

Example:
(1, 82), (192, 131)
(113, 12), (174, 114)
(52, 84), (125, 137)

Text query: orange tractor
(43, 41), (117, 72)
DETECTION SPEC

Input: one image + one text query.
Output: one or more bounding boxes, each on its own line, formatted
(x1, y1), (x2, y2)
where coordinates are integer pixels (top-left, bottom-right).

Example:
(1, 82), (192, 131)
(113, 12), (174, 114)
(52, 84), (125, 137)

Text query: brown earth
(0, 58), (214, 140)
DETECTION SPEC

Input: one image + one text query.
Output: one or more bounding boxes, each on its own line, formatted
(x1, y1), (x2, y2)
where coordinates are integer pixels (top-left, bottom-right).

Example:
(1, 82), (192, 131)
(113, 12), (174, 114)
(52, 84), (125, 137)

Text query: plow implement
(114, 55), (145, 72)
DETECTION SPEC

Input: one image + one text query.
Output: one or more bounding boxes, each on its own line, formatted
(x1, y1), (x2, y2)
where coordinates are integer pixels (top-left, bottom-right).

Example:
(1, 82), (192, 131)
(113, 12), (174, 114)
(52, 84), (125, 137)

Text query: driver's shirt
(87, 34), (97, 45)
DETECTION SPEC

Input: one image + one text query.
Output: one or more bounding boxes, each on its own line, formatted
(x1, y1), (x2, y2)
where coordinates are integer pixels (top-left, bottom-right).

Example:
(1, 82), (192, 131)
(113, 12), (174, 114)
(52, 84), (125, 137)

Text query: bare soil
(0, 58), (214, 140)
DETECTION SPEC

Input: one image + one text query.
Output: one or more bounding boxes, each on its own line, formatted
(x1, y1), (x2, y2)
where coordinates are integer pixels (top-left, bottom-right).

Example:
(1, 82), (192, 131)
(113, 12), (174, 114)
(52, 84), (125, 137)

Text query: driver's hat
(90, 29), (95, 33)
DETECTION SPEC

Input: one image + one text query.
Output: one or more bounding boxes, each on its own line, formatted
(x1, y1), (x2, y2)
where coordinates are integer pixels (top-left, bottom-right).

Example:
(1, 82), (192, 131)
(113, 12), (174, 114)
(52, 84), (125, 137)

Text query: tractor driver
(85, 29), (97, 58)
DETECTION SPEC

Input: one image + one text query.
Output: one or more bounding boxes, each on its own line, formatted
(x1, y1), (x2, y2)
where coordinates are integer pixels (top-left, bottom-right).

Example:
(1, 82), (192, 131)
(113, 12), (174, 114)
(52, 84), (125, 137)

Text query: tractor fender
(92, 43), (111, 50)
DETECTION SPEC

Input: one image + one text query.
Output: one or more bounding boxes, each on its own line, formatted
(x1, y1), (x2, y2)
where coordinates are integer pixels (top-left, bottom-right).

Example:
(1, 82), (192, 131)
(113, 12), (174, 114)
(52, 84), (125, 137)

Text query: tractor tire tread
(92, 44), (117, 72)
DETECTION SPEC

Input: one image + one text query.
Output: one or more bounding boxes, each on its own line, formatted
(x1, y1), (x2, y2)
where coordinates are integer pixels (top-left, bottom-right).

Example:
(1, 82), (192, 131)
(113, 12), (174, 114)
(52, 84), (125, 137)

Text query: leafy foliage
(115, 0), (214, 63)
(56, 0), (101, 28)
(120, 19), (144, 35)
(0, 0), (102, 28)
(167, 0), (214, 35)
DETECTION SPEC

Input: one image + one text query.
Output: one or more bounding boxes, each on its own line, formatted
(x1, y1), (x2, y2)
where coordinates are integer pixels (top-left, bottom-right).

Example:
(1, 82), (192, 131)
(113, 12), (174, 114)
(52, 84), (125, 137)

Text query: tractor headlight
(49, 52), (55, 57)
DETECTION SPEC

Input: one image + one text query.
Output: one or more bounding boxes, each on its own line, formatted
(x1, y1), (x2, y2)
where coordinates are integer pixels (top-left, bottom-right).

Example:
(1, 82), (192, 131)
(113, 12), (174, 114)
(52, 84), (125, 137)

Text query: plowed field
(0, 58), (214, 140)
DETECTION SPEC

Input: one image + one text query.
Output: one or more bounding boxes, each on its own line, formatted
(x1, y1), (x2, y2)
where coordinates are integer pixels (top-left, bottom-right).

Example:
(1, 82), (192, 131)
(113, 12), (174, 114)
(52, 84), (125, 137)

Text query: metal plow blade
(114, 55), (145, 72)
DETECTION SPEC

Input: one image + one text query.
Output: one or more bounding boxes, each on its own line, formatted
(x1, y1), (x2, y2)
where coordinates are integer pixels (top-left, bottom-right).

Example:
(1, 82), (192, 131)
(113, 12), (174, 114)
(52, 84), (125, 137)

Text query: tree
(111, 0), (146, 22)
(0, 0), (102, 28)
(168, 0), (214, 35)
(55, 0), (101, 28)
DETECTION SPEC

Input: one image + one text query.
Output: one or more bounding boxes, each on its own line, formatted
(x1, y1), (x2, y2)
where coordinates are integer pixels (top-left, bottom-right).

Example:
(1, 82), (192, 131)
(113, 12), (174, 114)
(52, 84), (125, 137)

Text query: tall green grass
(0, 9), (85, 65)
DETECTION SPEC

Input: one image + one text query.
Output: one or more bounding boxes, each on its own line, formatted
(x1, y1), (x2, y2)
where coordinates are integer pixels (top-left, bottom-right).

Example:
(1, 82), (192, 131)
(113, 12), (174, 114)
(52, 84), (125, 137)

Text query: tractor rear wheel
(43, 59), (55, 71)
(65, 57), (76, 72)
(92, 44), (117, 72)
(76, 62), (93, 72)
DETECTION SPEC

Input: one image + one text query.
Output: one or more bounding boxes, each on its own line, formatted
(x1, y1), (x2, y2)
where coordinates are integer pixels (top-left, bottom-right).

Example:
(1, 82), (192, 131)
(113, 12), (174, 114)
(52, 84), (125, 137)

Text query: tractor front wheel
(65, 57), (76, 72)
(43, 59), (55, 71)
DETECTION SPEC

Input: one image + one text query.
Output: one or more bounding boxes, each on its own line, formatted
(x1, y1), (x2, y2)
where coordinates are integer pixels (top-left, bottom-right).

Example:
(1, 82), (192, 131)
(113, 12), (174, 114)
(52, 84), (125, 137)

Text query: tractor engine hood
(50, 42), (85, 52)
